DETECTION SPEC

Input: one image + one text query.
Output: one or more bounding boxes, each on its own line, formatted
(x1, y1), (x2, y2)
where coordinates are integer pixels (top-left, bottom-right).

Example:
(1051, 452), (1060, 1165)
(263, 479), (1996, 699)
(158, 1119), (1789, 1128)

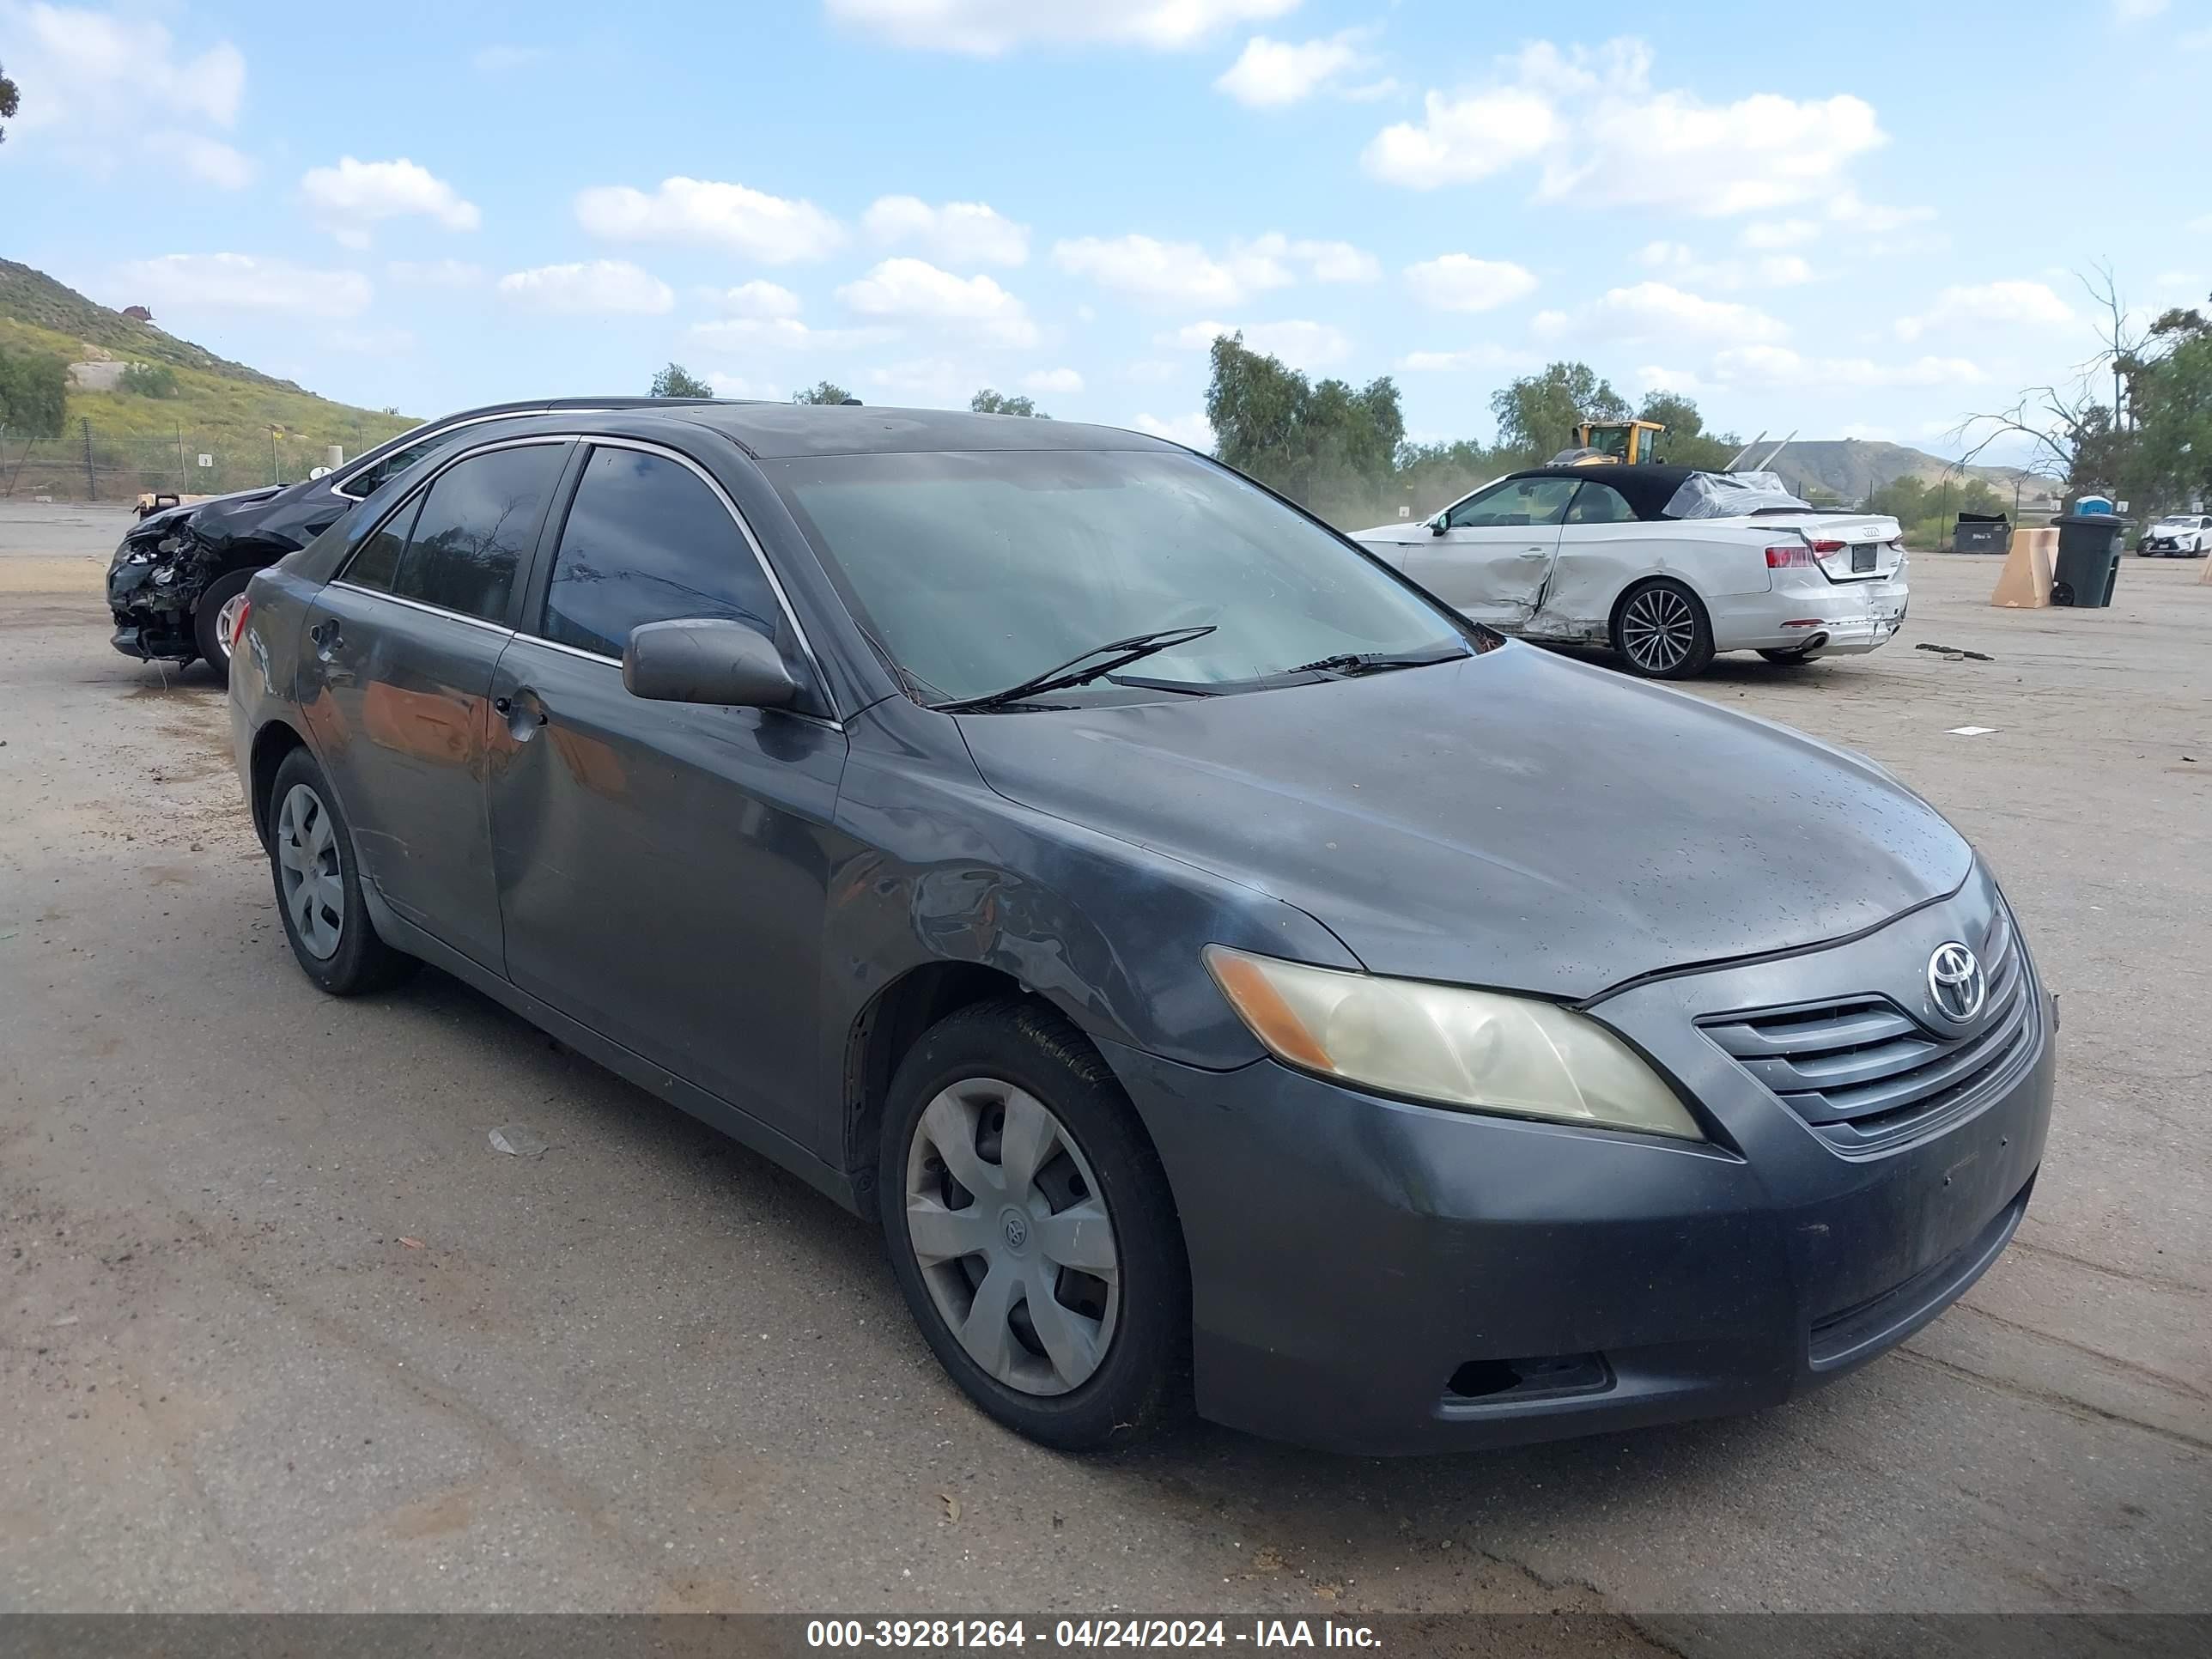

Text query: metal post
(177, 423), (187, 489)
(82, 418), (96, 501)
(270, 428), (280, 485)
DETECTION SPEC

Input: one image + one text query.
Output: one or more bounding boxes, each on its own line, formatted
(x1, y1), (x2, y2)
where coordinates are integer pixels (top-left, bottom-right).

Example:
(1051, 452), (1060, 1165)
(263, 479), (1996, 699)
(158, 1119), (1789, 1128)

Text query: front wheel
(878, 999), (1187, 1450)
(1612, 578), (1715, 679)
(192, 568), (256, 686)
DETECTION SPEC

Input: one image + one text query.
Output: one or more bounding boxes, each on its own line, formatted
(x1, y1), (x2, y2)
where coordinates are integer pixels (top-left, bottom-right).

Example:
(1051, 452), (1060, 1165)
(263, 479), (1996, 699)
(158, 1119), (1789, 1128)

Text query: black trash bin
(1954, 511), (2009, 554)
(2051, 515), (2128, 606)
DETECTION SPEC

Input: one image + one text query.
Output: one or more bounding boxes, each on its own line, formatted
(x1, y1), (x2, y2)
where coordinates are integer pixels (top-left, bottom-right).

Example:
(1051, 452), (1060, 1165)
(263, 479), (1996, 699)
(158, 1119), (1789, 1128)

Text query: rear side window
(361, 443), (565, 623)
(538, 447), (778, 659)
(1565, 482), (1636, 525)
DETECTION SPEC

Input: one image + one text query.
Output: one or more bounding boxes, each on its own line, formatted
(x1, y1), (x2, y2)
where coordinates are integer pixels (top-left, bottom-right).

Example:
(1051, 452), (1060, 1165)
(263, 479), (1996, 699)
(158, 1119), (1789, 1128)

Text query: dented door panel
(1527, 526), (1771, 643)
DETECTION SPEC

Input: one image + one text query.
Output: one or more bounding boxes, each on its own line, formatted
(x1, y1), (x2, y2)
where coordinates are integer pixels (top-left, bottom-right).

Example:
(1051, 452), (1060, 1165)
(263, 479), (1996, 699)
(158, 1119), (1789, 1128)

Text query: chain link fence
(0, 421), (365, 504)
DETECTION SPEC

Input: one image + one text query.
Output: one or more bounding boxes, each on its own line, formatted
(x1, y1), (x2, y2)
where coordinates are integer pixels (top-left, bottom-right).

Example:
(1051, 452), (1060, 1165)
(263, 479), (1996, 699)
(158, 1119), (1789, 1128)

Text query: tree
(793, 380), (855, 405)
(1635, 389), (1741, 471)
(0, 344), (68, 437)
(1490, 362), (1629, 464)
(1205, 332), (1403, 521)
(117, 362), (180, 399)
(649, 362), (714, 399)
(970, 388), (1047, 417)
(0, 59), (18, 145)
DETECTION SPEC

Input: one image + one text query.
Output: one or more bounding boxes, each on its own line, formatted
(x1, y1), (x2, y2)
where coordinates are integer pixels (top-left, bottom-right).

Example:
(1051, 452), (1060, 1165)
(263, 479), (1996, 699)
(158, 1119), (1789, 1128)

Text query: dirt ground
(1, 501), (2207, 1628)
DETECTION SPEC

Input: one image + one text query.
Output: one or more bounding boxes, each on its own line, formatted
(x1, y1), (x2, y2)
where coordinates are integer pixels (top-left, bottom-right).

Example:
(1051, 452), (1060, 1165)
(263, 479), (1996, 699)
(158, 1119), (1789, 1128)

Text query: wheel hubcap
(214, 592), (248, 661)
(276, 783), (344, 960)
(904, 1077), (1121, 1397)
(1621, 587), (1695, 672)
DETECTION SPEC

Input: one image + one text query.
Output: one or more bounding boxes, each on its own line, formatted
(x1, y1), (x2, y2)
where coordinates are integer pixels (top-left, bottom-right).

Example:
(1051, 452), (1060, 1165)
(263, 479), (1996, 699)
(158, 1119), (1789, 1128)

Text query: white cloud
(1216, 32), (1367, 107)
(836, 258), (1038, 346)
(387, 258), (487, 289)
(1397, 344), (1534, 374)
(1707, 345), (1986, 389)
(1053, 234), (1293, 306)
(2112, 0), (2169, 21)
(1283, 238), (1382, 283)
(1368, 39), (1885, 217)
(867, 358), (981, 403)
(1533, 282), (1789, 345)
(862, 197), (1030, 267)
(3, 2), (252, 188)
(703, 281), (804, 319)
(690, 317), (894, 352)
(1132, 411), (1216, 450)
(495, 260), (674, 316)
(575, 177), (843, 264)
(1023, 368), (1085, 394)
(1364, 87), (1559, 187)
(1896, 280), (2074, 341)
(1826, 192), (1936, 234)
(703, 371), (787, 400)
(1637, 240), (1813, 290)
(107, 254), (372, 319)
(1403, 254), (1539, 313)
(1158, 319), (1350, 368)
(822, 0), (1295, 55)
(301, 157), (480, 246)
(1738, 220), (1818, 251)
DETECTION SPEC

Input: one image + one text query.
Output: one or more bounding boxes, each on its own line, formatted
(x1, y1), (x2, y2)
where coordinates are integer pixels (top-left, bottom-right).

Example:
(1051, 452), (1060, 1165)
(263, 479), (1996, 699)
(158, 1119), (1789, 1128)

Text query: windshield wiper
(932, 625), (1218, 714)
(1285, 647), (1467, 678)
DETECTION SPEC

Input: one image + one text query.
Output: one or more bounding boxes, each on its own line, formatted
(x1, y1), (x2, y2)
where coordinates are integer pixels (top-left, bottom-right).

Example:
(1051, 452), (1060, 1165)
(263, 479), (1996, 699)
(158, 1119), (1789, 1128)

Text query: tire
(1611, 578), (1716, 680)
(1758, 648), (1820, 666)
(265, 748), (417, 995)
(192, 568), (256, 686)
(877, 997), (1188, 1450)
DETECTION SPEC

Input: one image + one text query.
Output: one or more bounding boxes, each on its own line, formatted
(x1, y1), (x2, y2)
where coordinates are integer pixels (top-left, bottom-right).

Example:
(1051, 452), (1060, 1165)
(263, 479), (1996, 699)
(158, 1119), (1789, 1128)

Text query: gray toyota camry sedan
(228, 404), (2055, 1454)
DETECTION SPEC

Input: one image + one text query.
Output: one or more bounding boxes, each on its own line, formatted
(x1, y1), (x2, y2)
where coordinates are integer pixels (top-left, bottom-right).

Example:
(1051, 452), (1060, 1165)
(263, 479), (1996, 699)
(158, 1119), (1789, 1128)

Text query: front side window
(769, 447), (1468, 706)
(538, 447), (780, 659)
(370, 443), (565, 623)
(338, 432), (463, 501)
(1448, 477), (1579, 529)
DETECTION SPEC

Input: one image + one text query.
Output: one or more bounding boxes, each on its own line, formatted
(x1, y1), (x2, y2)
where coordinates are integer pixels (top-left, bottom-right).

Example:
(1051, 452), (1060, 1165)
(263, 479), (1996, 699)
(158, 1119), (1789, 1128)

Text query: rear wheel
(193, 569), (255, 685)
(266, 748), (416, 995)
(878, 998), (1186, 1450)
(1612, 578), (1715, 679)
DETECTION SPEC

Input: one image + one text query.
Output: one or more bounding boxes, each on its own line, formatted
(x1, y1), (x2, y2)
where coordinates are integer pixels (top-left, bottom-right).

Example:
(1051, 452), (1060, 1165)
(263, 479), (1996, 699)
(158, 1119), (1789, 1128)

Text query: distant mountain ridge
(1759, 439), (2055, 507)
(0, 258), (296, 390)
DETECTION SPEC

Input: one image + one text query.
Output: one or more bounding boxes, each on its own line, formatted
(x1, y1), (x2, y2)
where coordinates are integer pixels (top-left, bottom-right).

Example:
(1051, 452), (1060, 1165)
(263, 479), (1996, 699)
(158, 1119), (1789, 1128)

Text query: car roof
(663, 403), (1181, 459)
(1502, 464), (1700, 520)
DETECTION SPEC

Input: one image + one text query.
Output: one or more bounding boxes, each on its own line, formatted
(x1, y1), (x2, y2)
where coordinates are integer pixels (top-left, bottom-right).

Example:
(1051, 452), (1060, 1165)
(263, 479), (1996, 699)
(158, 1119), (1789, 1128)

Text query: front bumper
(1107, 873), (2052, 1455)
(106, 555), (199, 660)
(1711, 575), (1909, 657)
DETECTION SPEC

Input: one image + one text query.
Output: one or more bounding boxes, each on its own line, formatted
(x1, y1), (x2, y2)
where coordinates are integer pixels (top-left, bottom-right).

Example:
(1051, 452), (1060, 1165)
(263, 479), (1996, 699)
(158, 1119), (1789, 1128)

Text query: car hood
(957, 643), (1972, 999)
(123, 485), (284, 545)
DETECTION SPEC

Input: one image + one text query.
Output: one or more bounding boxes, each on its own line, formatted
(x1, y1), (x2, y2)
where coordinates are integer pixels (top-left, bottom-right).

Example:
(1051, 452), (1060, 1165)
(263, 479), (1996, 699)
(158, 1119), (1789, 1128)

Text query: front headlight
(1204, 946), (1703, 1140)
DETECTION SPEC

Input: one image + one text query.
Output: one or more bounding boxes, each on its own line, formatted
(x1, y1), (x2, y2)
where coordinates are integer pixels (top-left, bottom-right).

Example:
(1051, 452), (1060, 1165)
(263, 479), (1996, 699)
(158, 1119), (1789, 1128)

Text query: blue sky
(3, 0), (2206, 461)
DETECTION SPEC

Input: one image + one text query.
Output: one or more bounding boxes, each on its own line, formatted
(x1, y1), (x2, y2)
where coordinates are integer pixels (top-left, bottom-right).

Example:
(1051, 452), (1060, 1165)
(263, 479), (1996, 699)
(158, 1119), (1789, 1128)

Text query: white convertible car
(1354, 465), (1908, 679)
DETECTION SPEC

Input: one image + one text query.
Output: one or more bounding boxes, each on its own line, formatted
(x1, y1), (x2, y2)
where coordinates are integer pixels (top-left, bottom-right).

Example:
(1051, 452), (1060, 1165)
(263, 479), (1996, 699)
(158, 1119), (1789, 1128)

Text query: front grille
(1699, 907), (2037, 1148)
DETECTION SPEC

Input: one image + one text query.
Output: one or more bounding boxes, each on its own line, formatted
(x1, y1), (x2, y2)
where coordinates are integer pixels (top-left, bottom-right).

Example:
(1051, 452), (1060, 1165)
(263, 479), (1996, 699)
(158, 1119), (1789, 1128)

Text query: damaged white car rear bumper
(1711, 574), (1910, 658)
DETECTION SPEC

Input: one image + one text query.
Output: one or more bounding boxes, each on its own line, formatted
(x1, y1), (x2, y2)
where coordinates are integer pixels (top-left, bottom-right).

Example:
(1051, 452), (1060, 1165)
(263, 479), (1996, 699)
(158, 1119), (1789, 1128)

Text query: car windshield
(768, 447), (1469, 705)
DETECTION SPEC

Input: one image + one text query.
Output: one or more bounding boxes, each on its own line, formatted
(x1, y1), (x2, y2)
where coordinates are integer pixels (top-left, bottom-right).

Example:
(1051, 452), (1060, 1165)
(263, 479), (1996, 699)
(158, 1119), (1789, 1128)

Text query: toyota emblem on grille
(1927, 942), (1986, 1025)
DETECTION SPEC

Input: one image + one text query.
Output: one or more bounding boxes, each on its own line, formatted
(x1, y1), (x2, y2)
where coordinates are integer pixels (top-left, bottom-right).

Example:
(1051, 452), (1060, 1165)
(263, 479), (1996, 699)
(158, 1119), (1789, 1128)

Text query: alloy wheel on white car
(1620, 585), (1698, 675)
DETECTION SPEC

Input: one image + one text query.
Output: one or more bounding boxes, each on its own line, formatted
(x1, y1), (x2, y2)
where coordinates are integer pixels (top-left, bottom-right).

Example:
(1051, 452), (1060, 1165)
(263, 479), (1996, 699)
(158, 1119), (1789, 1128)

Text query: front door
(1401, 475), (1577, 627)
(487, 441), (849, 1148)
(295, 438), (571, 970)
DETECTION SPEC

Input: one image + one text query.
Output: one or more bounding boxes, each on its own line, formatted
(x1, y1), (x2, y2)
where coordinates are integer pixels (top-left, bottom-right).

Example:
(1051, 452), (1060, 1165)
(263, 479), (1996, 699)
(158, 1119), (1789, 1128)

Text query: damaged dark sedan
(228, 404), (2057, 1454)
(108, 395), (719, 681)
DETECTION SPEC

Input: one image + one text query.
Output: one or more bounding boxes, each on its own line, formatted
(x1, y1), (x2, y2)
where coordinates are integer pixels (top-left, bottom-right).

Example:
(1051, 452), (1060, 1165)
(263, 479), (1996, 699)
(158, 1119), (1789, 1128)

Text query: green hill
(1, 258), (416, 499)
(1765, 439), (2057, 510)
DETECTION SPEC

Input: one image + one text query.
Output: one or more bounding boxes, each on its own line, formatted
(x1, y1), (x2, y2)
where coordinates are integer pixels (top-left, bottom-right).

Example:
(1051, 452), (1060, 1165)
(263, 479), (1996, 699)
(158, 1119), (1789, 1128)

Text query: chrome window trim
(328, 409), (623, 501)
(327, 580), (519, 638)
(533, 433), (842, 721)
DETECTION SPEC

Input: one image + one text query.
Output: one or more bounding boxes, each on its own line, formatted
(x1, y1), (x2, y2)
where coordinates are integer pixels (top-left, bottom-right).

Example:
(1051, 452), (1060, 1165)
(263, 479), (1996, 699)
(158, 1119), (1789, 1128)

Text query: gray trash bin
(2051, 515), (2127, 607)
(1954, 512), (2009, 554)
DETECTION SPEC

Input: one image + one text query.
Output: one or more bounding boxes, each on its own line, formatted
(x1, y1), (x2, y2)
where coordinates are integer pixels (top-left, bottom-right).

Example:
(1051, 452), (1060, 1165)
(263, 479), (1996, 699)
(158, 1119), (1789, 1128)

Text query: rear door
(487, 441), (849, 1146)
(1400, 476), (1578, 626)
(295, 437), (571, 969)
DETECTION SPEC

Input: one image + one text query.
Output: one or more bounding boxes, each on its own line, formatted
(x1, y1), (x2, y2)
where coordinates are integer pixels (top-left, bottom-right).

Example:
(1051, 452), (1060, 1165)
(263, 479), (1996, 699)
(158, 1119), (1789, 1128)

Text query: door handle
(496, 690), (549, 739)
(1520, 548), (1551, 558)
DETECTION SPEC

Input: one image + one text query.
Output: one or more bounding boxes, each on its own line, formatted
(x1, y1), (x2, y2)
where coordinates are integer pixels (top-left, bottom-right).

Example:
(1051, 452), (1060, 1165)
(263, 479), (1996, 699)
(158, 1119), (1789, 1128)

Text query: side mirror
(1430, 514), (1448, 536)
(623, 618), (798, 709)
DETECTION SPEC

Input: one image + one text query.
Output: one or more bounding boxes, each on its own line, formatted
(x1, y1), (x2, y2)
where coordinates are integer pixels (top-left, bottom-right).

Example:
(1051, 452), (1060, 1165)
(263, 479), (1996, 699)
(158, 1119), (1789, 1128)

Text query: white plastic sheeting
(1662, 471), (1810, 520)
